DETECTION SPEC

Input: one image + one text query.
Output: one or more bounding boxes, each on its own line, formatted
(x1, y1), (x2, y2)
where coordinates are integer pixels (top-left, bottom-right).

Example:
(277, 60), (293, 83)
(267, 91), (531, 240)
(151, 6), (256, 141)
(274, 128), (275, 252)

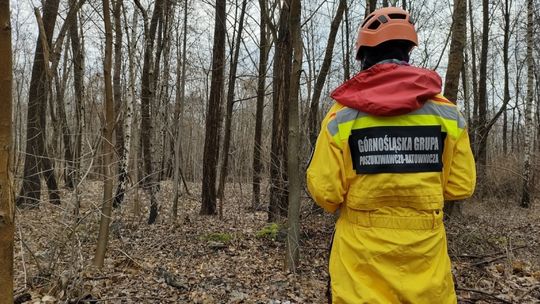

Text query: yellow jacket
(307, 62), (476, 304)
(307, 95), (475, 213)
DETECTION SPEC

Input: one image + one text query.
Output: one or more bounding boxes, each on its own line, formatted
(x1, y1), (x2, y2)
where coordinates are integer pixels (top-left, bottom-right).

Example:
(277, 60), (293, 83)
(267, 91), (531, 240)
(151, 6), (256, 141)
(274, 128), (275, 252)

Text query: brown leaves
(13, 181), (540, 303)
(449, 202), (540, 304)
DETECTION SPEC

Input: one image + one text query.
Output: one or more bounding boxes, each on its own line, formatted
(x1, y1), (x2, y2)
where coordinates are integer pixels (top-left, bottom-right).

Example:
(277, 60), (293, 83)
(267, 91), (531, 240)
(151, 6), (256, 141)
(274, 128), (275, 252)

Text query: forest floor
(12, 181), (540, 304)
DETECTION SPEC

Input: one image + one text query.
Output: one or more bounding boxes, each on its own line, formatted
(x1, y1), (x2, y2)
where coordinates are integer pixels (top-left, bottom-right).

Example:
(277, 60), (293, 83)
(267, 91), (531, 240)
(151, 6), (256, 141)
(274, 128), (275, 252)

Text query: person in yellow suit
(307, 6), (476, 304)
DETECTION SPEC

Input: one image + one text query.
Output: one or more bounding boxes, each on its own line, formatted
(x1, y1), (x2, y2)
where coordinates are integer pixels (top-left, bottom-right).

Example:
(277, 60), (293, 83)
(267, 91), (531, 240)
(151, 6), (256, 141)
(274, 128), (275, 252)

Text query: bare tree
(201, 0), (226, 215)
(285, 0), (302, 273)
(269, 0), (293, 222)
(468, 0), (479, 146)
(135, 0), (164, 224)
(444, 0), (466, 103)
(342, 2), (351, 81)
(252, 0), (270, 211)
(94, 0), (115, 268)
(55, 47), (75, 191)
(113, 0), (124, 195)
(501, 0), (511, 155)
(0, 0), (14, 300)
(474, 0), (490, 181)
(157, 0), (175, 183)
(442, 0), (466, 217)
(520, 0), (534, 208)
(151, 0), (174, 185)
(172, 0), (190, 219)
(69, 0), (85, 217)
(471, 0), (512, 190)
(217, 0), (248, 218)
(308, 0), (347, 148)
(366, 0), (377, 16)
(42, 0), (87, 194)
(114, 4), (138, 208)
(16, 0), (61, 207)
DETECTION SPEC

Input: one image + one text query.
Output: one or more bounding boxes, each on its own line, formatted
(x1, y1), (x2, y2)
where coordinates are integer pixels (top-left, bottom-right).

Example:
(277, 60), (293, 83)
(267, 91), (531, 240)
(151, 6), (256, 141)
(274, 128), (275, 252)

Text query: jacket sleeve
(306, 104), (347, 213)
(444, 123), (476, 201)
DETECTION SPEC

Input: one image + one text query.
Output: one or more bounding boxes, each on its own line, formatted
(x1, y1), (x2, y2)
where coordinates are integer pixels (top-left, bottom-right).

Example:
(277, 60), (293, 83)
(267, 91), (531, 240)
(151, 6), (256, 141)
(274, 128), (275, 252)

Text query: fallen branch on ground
(457, 287), (513, 304)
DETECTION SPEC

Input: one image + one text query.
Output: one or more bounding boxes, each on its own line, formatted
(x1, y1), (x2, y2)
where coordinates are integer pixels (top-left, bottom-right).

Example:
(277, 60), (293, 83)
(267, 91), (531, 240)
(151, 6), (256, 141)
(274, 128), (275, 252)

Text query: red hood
(330, 63), (442, 116)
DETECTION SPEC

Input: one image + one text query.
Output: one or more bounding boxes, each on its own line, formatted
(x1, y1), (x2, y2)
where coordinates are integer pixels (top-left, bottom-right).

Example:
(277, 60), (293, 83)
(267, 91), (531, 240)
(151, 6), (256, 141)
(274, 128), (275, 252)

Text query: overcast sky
(8, 0), (529, 111)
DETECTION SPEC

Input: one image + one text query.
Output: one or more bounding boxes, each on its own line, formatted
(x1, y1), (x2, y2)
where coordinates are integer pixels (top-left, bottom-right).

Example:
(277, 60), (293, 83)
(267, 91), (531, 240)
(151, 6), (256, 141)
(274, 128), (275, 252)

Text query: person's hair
(358, 40), (415, 70)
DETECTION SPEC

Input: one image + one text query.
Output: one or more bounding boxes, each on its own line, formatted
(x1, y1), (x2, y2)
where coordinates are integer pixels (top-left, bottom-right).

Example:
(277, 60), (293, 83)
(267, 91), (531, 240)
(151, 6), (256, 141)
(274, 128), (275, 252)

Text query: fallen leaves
(450, 200), (540, 304)
(13, 181), (540, 303)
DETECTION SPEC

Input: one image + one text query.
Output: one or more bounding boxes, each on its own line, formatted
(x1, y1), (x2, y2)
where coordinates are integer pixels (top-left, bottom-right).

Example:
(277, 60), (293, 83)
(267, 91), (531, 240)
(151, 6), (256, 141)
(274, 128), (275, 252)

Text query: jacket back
(307, 62), (476, 212)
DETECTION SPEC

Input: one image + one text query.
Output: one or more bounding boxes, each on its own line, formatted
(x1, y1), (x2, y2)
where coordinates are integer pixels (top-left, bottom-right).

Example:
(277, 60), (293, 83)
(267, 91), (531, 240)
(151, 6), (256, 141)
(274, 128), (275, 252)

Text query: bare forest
(1, 0), (540, 302)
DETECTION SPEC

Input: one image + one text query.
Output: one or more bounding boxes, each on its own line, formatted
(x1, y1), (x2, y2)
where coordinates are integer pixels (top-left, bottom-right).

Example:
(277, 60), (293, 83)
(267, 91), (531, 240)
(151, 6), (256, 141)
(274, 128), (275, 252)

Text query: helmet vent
(368, 20), (381, 30)
(388, 13), (407, 19)
(361, 14), (375, 28)
(378, 15), (389, 23)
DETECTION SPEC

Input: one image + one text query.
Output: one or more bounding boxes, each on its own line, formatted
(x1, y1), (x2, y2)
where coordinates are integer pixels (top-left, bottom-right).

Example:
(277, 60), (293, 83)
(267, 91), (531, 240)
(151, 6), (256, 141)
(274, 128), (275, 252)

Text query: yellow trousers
(329, 207), (457, 304)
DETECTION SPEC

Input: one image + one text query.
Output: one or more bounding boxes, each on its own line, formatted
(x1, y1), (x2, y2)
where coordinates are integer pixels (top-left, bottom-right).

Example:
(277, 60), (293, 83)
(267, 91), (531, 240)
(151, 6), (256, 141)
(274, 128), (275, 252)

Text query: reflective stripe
(327, 101), (462, 138)
(327, 119), (339, 136)
(336, 108), (363, 124)
(457, 112), (467, 129)
(410, 102), (457, 121)
(327, 108), (363, 137)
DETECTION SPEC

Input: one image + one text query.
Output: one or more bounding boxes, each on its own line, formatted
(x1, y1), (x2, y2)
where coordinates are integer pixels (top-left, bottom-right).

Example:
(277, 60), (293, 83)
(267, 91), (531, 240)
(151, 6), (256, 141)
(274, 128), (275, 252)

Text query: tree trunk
(151, 1), (173, 185)
(308, 0), (346, 148)
(55, 48), (75, 190)
(268, 0), (293, 222)
(69, 0), (84, 217)
(442, 0), (466, 217)
(471, 0), (511, 189)
(468, 0), (479, 148)
(157, 1), (174, 182)
(304, 20), (315, 114)
(16, 0), (61, 207)
(474, 0), (489, 184)
(136, 0), (164, 224)
(0, 1), (14, 300)
(366, 0), (377, 17)
(443, 0), (466, 103)
(502, 0), (510, 156)
(172, 0), (190, 219)
(536, 71), (540, 155)
(343, 3), (351, 81)
(113, 0), (124, 185)
(114, 4), (138, 208)
(462, 57), (472, 123)
(44, 0), (85, 194)
(32, 8), (62, 206)
(201, 0), (226, 215)
(252, 0), (269, 211)
(520, 0), (534, 208)
(285, 0), (302, 273)
(217, 0), (248, 218)
(511, 106), (515, 151)
(93, 0), (115, 268)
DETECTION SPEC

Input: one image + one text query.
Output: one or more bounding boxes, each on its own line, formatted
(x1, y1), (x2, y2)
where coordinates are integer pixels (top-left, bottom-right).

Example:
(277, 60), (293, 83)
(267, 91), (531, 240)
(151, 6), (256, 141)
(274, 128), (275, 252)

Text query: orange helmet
(356, 7), (418, 60)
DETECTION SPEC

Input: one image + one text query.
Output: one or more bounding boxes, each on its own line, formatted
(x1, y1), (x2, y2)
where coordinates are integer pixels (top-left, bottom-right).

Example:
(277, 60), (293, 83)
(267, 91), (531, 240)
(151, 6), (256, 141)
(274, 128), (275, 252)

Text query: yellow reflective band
(338, 115), (461, 140)
(328, 101), (464, 145)
(332, 132), (343, 148)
